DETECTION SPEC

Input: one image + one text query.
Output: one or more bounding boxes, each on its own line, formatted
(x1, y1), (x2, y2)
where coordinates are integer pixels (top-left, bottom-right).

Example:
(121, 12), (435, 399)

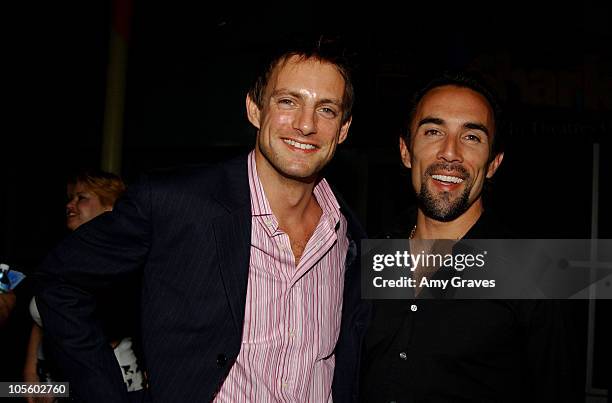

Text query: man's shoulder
(146, 154), (247, 188)
(133, 154), (245, 198)
(128, 153), (251, 211)
(465, 209), (513, 239)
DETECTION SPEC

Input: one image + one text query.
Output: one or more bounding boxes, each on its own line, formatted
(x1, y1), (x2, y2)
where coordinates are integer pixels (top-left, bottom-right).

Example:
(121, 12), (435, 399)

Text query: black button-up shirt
(360, 212), (573, 403)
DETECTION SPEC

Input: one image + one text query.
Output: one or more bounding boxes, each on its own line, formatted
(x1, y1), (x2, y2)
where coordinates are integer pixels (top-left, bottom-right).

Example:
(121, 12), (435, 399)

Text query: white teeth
(283, 139), (316, 150)
(432, 174), (464, 184)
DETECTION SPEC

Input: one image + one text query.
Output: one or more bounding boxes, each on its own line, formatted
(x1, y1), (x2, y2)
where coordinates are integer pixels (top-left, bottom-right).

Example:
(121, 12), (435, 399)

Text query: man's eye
(278, 98), (296, 107)
(464, 134), (482, 143)
(319, 107), (338, 118)
(424, 129), (442, 136)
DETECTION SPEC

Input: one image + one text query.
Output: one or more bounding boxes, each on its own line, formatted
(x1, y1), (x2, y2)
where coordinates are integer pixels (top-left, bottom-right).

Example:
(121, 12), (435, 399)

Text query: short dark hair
(403, 71), (505, 157)
(248, 36), (354, 125)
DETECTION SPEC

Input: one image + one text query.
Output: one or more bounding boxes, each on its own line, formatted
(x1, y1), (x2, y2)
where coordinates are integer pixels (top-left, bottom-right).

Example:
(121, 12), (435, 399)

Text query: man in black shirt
(361, 72), (572, 402)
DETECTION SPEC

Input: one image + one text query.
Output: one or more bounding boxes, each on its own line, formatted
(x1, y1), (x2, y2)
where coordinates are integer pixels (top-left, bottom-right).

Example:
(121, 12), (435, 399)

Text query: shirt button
(399, 351), (407, 360)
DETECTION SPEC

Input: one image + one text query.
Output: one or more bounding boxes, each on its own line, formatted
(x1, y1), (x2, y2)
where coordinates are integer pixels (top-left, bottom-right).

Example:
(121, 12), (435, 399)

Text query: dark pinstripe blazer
(35, 154), (370, 403)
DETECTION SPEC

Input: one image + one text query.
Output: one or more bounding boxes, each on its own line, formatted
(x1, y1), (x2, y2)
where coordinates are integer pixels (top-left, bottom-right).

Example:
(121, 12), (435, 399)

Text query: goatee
(417, 163), (471, 222)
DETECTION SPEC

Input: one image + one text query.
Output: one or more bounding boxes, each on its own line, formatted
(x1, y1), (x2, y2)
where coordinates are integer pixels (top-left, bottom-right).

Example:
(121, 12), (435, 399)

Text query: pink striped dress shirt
(214, 151), (349, 402)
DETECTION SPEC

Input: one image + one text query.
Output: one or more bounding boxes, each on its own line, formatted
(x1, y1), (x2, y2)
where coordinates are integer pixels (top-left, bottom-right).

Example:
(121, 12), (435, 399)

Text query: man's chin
(422, 207), (465, 222)
(280, 169), (319, 184)
(267, 161), (314, 182)
(417, 189), (471, 222)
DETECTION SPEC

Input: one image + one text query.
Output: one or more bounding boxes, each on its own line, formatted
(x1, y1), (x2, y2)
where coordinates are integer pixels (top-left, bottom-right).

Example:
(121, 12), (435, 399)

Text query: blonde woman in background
(24, 171), (145, 402)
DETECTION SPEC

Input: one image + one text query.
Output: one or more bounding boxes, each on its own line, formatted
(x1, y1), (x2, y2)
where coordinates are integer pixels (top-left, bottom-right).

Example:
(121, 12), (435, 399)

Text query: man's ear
(399, 136), (412, 168)
(486, 152), (504, 178)
(246, 94), (261, 129)
(337, 116), (352, 144)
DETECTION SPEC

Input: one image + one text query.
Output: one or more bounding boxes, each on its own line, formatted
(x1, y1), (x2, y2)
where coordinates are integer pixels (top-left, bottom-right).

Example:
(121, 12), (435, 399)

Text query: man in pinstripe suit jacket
(35, 40), (369, 402)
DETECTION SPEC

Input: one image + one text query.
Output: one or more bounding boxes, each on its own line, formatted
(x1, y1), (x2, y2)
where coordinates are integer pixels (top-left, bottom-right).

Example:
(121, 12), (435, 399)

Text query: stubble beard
(416, 163), (472, 222)
(417, 184), (471, 222)
(257, 139), (321, 183)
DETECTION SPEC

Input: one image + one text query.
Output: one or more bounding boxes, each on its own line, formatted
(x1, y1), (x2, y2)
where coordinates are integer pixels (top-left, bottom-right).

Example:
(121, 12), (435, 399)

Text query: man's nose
(437, 135), (463, 163)
(294, 108), (317, 136)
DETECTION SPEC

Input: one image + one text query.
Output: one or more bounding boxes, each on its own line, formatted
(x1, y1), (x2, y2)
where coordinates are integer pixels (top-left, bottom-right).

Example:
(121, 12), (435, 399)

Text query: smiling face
(400, 85), (504, 222)
(65, 181), (112, 230)
(247, 56), (351, 183)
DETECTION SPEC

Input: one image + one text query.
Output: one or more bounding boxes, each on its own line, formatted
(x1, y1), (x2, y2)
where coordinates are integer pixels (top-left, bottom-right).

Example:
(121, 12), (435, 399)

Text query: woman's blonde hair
(70, 170), (126, 207)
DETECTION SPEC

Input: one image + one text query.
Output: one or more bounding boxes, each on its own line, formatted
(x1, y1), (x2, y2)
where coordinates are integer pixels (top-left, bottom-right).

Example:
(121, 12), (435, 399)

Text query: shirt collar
(248, 150), (273, 217)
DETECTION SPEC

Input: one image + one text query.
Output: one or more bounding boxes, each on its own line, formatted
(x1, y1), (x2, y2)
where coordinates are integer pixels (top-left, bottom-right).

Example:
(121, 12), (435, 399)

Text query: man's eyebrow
(417, 116), (490, 136)
(464, 122), (490, 136)
(416, 117), (444, 127)
(318, 98), (342, 107)
(271, 89), (299, 98)
(271, 89), (342, 107)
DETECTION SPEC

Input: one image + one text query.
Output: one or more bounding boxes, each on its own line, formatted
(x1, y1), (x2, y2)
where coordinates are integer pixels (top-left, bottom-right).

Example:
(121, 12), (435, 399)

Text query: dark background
(3, 1), (611, 399)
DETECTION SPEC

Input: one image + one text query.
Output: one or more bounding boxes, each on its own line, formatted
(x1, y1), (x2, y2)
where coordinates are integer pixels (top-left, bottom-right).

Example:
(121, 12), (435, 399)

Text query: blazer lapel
(211, 154), (252, 333)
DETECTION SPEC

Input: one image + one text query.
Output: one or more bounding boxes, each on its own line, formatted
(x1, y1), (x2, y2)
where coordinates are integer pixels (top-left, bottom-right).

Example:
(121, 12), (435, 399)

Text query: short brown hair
(70, 170), (126, 207)
(248, 37), (354, 125)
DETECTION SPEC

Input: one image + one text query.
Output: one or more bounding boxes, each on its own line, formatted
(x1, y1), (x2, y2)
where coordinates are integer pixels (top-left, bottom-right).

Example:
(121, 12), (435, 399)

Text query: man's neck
(254, 150), (319, 225)
(414, 199), (484, 240)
